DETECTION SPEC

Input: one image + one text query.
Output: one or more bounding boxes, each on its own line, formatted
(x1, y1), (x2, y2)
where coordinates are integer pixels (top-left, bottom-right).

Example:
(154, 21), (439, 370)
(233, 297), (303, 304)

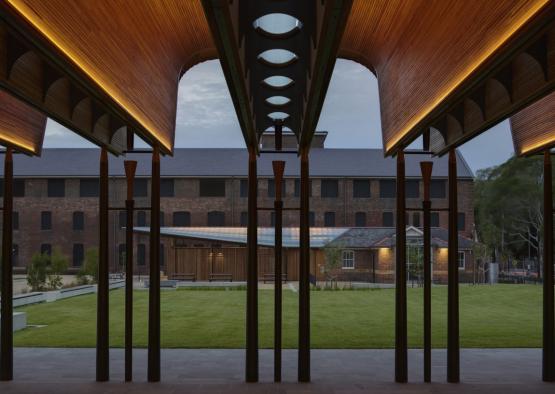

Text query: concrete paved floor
(0, 348), (553, 393)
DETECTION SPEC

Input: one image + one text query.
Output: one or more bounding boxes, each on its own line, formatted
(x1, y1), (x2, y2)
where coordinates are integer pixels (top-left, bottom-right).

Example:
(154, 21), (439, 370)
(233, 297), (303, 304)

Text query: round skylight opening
(266, 96), (291, 106)
(265, 126), (292, 132)
(253, 13), (302, 36)
(258, 49), (298, 66)
(268, 112), (290, 120)
(263, 76), (293, 89)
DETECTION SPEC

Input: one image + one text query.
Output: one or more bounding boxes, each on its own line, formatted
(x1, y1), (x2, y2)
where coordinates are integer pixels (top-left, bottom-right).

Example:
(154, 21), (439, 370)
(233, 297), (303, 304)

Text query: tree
(48, 247), (69, 289)
(323, 244), (343, 289)
(78, 247), (99, 284)
(27, 252), (49, 291)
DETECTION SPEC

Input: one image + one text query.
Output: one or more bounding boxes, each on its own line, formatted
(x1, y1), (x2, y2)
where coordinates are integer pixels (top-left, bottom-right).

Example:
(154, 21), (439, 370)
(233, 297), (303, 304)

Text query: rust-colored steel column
(246, 147), (258, 382)
(421, 161), (433, 383)
(96, 147), (109, 382)
(148, 146), (161, 382)
(447, 149), (460, 383)
(273, 160), (285, 382)
(543, 150), (554, 382)
(1, 147), (13, 381)
(395, 151), (407, 383)
(124, 160), (137, 382)
(298, 148), (310, 382)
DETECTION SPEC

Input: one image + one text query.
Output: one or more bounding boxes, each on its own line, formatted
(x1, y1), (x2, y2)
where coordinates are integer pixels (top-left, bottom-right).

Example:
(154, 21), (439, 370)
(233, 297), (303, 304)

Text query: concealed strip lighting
(521, 135), (555, 154)
(0, 133), (36, 154)
(7, 0), (172, 152)
(385, 0), (550, 153)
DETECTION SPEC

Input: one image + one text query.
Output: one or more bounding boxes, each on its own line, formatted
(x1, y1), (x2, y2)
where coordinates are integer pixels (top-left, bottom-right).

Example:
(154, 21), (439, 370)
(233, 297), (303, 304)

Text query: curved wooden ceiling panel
(0, 89), (46, 155)
(6, 0), (217, 153)
(340, 0), (550, 155)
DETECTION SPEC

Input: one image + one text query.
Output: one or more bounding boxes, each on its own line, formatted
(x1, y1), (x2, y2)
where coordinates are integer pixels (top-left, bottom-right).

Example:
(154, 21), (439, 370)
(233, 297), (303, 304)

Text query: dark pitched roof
(2, 148), (474, 178)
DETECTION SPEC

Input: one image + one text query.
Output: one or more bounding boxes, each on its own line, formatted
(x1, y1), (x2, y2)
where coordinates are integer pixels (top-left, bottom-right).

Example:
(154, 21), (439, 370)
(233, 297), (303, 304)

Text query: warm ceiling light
(0, 134), (36, 154)
(520, 135), (555, 155)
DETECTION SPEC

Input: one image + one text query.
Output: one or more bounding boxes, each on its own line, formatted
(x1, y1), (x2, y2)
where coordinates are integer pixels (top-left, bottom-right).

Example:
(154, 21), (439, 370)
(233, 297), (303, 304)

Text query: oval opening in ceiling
(266, 96), (291, 106)
(258, 49), (297, 66)
(265, 126), (292, 132)
(268, 112), (290, 120)
(263, 76), (293, 89)
(253, 13), (302, 36)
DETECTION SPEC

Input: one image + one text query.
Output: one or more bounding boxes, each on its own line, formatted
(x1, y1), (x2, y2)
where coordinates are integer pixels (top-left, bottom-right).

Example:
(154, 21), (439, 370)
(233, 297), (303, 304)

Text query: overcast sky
(44, 59), (515, 173)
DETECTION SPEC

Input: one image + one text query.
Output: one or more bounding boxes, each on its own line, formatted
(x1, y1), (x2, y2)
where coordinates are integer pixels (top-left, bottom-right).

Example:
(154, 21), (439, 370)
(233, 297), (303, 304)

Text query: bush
(48, 247), (69, 290)
(77, 247), (99, 284)
(27, 252), (49, 291)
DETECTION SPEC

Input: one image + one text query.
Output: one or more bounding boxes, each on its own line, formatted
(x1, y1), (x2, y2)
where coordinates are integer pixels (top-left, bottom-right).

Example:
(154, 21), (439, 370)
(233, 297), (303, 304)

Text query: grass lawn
(14, 284), (542, 348)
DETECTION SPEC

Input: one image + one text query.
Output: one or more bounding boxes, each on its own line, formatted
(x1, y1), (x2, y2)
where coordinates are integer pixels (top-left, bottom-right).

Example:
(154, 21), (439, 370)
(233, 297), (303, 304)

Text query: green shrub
(47, 247), (69, 290)
(77, 247), (99, 284)
(27, 252), (49, 291)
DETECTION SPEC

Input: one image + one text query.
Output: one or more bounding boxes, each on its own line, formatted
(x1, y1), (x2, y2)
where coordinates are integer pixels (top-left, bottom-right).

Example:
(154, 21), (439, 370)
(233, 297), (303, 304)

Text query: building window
(458, 251), (465, 270)
(79, 179), (99, 197)
(413, 212), (421, 227)
(431, 212), (440, 227)
(294, 179), (312, 197)
(134, 179), (148, 197)
(159, 211), (165, 227)
(119, 211), (127, 228)
(41, 211), (52, 230)
(207, 211), (225, 227)
(321, 179), (339, 198)
(240, 179), (248, 198)
(160, 179), (174, 197)
(160, 243), (165, 267)
(73, 211), (84, 230)
(309, 211), (315, 226)
(353, 179), (370, 198)
(379, 179), (396, 198)
(382, 211), (394, 227)
(118, 244), (126, 267)
(199, 179), (226, 197)
(173, 211), (191, 226)
(406, 180), (419, 198)
(137, 211), (147, 226)
(458, 212), (466, 231)
(14, 179), (25, 197)
(324, 211), (336, 227)
(268, 179), (286, 198)
(41, 243), (52, 256)
(355, 212), (366, 227)
(342, 250), (355, 269)
(12, 244), (19, 266)
(73, 244), (84, 267)
(47, 179), (65, 197)
(13, 211), (19, 230)
(430, 180), (446, 198)
(137, 244), (146, 266)
(240, 211), (248, 226)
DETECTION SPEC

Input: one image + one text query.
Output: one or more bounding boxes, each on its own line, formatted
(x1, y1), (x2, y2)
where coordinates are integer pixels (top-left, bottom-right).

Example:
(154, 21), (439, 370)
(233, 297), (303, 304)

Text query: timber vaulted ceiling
(0, 1), (553, 157)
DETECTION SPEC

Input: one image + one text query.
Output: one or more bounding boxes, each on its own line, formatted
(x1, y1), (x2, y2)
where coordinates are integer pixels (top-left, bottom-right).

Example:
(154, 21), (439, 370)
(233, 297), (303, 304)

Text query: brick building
(0, 132), (474, 277)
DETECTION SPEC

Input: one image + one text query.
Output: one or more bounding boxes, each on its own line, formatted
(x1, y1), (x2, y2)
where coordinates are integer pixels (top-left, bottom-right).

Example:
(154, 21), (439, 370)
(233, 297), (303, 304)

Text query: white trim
(458, 251), (465, 270)
(342, 249), (355, 269)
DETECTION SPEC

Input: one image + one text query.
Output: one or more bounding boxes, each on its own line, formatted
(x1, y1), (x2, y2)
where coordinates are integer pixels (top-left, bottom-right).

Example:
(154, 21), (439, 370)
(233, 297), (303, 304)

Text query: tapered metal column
(246, 147), (258, 382)
(395, 151), (407, 383)
(543, 150), (554, 382)
(298, 148), (310, 382)
(447, 149), (460, 383)
(421, 161), (433, 383)
(124, 160), (137, 382)
(96, 147), (109, 382)
(1, 147), (13, 381)
(148, 147), (160, 382)
(273, 160), (285, 382)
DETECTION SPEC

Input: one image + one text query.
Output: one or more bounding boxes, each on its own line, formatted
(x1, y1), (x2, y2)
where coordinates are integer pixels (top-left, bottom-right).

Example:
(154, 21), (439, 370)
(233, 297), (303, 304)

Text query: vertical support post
(421, 161), (433, 383)
(124, 160), (137, 382)
(246, 146), (258, 382)
(275, 122), (283, 151)
(96, 147), (109, 382)
(395, 151), (407, 383)
(148, 146), (160, 382)
(273, 160), (285, 382)
(1, 147), (13, 381)
(298, 148), (310, 382)
(447, 149), (460, 383)
(543, 150), (554, 382)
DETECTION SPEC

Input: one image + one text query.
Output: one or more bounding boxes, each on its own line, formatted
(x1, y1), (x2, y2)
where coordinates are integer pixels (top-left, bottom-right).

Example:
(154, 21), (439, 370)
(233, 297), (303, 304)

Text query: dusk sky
(44, 59), (514, 174)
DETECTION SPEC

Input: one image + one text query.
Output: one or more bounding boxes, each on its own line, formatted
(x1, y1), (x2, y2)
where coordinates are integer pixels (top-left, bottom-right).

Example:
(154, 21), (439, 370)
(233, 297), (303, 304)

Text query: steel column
(124, 160), (137, 382)
(395, 151), (407, 383)
(246, 147), (258, 382)
(447, 149), (460, 383)
(543, 150), (554, 382)
(298, 148), (310, 382)
(421, 161), (433, 383)
(96, 147), (109, 382)
(148, 147), (160, 382)
(1, 147), (13, 381)
(273, 160), (285, 382)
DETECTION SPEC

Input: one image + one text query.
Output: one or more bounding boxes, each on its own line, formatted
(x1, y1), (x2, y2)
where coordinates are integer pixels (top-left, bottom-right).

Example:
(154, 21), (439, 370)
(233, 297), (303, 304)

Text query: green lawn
(14, 284), (542, 348)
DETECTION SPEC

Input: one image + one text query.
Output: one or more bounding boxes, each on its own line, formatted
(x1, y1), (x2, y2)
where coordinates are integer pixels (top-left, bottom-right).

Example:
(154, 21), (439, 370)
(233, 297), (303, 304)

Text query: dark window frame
(321, 179), (339, 198)
(160, 179), (175, 197)
(324, 211), (336, 227)
(173, 211), (191, 227)
(379, 179), (396, 198)
(207, 211), (225, 227)
(134, 178), (148, 198)
(79, 178), (99, 197)
(73, 243), (84, 267)
(382, 211), (394, 227)
(406, 179), (420, 198)
(47, 179), (65, 197)
(41, 211), (52, 230)
(353, 179), (371, 198)
(73, 211), (84, 231)
(430, 179), (446, 199)
(199, 179), (226, 197)
(355, 212), (366, 227)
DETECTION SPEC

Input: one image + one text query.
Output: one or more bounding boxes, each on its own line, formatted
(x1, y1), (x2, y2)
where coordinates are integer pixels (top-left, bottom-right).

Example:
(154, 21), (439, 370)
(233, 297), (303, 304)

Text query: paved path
(1, 348), (553, 393)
